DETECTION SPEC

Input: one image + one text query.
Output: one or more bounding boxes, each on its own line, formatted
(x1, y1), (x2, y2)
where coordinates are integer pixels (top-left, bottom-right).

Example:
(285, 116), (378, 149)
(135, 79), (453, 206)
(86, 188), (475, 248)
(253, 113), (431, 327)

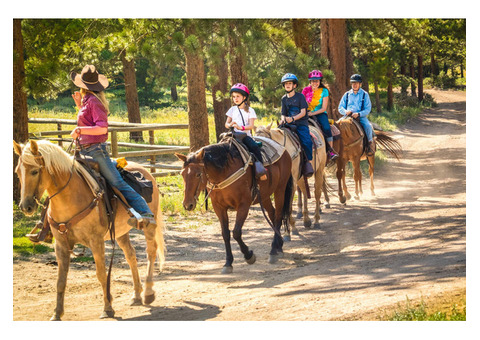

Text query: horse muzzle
(183, 199), (197, 211)
(19, 197), (38, 216)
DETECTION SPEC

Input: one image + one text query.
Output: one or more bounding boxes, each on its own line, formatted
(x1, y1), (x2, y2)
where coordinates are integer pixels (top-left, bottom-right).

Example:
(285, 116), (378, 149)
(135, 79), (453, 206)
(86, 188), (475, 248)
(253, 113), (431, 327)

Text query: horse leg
(284, 179), (298, 241)
(336, 159), (347, 204)
(142, 223), (160, 304)
(90, 238), (115, 319)
(213, 205), (233, 274)
(353, 158), (362, 200)
(116, 233), (143, 306)
(50, 239), (71, 321)
(297, 179), (312, 229)
(322, 176), (331, 209)
(296, 186), (303, 219)
(232, 205), (256, 266)
(313, 169), (323, 229)
(265, 195), (284, 264)
(368, 155), (375, 196)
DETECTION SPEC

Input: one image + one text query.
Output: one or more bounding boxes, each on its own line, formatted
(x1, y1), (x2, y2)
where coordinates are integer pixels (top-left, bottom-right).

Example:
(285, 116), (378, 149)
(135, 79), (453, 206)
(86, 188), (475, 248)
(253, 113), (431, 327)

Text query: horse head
(255, 121), (273, 139)
(14, 140), (48, 215)
(337, 117), (357, 142)
(176, 149), (207, 211)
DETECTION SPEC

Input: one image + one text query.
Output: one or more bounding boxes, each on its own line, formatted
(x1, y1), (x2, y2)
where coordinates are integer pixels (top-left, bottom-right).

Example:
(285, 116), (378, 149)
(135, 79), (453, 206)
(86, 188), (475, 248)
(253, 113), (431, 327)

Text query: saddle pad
(253, 136), (286, 166)
(352, 119), (365, 139)
(309, 126), (324, 149)
(75, 162), (102, 196)
(230, 137), (285, 167)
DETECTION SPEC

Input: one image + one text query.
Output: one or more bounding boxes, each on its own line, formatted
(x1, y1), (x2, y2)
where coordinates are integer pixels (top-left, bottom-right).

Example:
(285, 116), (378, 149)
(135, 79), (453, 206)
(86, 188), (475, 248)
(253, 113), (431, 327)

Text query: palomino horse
(334, 117), (402, 201)
(14, 140), (165, 320)
(176, 138), (293, 273)
(255, 122), (327, 236)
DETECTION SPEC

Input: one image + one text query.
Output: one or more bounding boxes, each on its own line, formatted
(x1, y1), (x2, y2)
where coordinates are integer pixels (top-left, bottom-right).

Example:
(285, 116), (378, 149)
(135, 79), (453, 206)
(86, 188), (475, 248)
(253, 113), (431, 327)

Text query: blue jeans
(295, 124), (313, 161)
(80, 143), (152, 215)
(316, 112), (333, 142)
(359, 117), (374, 142)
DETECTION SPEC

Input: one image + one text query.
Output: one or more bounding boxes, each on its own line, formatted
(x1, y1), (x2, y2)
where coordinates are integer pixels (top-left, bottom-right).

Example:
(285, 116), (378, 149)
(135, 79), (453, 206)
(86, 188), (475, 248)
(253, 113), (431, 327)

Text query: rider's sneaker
(328, 151), (339, 161)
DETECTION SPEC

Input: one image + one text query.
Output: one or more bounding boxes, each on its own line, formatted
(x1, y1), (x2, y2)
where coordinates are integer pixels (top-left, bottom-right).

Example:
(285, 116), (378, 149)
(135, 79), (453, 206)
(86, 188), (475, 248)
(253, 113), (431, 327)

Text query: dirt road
(12, 89), (466, 321)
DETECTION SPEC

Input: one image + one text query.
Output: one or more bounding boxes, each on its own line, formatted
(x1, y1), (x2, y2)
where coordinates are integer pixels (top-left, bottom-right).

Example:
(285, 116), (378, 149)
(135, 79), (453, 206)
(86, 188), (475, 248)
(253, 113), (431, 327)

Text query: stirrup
(26, 222), (53, 244)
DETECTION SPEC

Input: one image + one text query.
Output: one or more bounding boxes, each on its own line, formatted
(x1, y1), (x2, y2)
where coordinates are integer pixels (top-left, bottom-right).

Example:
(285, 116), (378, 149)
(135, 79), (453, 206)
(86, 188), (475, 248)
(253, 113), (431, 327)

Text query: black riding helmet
(350, 74), (362, 83)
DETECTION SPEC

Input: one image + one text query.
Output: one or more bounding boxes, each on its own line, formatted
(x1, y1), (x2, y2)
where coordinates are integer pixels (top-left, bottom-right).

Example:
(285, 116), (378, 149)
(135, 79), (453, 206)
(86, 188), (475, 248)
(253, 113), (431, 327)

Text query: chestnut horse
(255, 122), (327, 236)
(334, 117), (402, 201)
(176, 139), (293, 273)
(14, 140), (165, 320)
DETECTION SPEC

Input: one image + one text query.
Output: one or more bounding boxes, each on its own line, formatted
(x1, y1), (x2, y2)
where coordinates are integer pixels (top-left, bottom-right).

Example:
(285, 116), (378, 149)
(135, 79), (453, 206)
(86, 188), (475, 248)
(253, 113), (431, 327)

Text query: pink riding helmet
(230, 83), (250, 97)
(308, 70), (323, 80)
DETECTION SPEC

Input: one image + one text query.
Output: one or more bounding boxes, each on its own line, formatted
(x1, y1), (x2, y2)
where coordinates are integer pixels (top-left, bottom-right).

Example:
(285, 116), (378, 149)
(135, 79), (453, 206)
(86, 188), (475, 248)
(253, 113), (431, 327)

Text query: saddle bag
(118, 168), (154, 203)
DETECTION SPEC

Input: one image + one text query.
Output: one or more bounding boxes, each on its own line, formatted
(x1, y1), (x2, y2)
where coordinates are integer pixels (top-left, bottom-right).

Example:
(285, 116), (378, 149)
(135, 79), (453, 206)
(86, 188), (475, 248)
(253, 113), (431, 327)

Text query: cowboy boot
(254, 161), (268, 181)
(367, 140), (375, 156)
(128, 211), (157, 229)
(303, 160), (314, 178)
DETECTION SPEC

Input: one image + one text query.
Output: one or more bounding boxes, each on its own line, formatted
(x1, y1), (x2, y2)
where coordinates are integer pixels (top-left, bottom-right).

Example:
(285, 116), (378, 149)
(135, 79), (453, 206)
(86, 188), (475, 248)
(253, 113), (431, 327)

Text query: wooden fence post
(111, 131), (118, 157)
(149, 130), (156, 173)
(57, 123), (63, 147)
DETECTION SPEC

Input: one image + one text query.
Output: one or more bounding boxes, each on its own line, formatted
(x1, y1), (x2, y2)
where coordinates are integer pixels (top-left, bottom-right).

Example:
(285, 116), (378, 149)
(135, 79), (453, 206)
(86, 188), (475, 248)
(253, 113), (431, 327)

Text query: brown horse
(176, 138), (293, 273)
(14, 140), (165, 320)
(333, 117), (402, 201)
(255, 122), (327, 236)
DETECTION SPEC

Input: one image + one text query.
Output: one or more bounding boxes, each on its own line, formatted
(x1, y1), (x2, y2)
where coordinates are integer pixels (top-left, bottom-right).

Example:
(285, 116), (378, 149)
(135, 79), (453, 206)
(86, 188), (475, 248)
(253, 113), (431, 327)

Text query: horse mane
(21, 140), (76, 176)
(200, 141), (241, 170)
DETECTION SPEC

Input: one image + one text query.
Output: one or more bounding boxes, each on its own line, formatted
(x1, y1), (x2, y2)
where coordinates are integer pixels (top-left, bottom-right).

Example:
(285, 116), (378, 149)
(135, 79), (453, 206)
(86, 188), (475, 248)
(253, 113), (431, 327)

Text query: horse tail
(375, 130), (403, 161)
(323, 172), (336, 197)
(155, 205), (167, 271)
(281, 174), (294, 229)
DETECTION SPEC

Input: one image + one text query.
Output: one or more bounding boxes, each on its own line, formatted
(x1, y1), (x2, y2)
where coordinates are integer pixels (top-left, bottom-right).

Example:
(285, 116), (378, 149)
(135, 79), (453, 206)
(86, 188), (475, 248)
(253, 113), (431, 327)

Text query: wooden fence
(28, 118), (189, 178)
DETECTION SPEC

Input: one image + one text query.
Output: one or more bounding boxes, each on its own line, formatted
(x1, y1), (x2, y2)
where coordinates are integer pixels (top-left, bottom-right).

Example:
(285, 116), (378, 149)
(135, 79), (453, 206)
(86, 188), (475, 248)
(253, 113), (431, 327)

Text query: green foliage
(387, 297), (466, 321)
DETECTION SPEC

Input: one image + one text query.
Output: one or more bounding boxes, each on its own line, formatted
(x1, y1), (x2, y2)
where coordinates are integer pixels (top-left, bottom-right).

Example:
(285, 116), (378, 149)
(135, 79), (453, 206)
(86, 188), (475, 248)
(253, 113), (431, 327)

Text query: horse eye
(196, 172), (202, 178)
(31, 169), (39, 176)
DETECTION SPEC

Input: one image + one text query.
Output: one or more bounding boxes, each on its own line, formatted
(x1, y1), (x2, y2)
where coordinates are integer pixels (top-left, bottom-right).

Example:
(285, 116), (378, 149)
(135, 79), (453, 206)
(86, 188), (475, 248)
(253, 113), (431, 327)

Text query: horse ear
(196, 148), (205, 161)
(252, 125), (257, 133)
(175, 152), (187, 162)
(29, 140), (39, 156)
(267, 121), (273, 131)
(13, 140), (23, 156)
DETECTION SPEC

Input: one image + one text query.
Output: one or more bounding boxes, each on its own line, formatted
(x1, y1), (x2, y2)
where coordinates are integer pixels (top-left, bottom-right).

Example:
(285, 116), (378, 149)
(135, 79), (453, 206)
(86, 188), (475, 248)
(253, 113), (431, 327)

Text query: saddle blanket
(231, 136), (286, 167)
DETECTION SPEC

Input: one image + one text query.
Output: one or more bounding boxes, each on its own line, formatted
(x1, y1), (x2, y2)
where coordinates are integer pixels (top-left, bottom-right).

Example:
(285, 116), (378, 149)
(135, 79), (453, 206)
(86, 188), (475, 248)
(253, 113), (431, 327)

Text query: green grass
(386, 297), (466, 321)
(13, 202), (54, 256)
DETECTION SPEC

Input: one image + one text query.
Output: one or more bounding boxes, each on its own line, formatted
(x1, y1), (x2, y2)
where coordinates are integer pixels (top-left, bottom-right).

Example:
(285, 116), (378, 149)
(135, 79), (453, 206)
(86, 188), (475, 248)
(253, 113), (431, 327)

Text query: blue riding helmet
(350, 74), (363, 83)
(281, 73), (299, 85)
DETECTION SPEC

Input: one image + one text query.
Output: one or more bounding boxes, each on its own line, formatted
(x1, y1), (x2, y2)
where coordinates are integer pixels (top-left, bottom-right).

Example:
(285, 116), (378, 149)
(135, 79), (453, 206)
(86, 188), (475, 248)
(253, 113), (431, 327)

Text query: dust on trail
(12, 89), (466, 322)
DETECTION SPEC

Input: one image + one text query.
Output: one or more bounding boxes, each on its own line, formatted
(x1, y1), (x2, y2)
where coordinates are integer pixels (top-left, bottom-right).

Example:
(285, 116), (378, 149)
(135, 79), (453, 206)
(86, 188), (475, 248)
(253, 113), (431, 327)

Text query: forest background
(12, 18), (466, 206)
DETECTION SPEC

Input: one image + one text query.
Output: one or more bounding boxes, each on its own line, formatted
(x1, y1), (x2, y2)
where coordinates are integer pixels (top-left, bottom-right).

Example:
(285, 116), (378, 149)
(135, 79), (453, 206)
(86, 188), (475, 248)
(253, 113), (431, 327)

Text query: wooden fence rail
(28, 118), (189, 178)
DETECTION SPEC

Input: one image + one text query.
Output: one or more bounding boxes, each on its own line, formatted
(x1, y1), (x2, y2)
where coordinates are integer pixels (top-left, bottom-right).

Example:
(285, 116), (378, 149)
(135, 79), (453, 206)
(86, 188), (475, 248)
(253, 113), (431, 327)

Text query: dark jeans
(242, 136), (263, 163)
(295, 124), (313, 161)
(316, 112), (333, 142)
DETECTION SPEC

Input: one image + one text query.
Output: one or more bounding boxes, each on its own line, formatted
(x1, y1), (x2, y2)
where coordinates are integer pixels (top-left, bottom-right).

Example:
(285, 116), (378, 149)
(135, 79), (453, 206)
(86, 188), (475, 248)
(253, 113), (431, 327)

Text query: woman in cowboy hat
(70, 65), (155, 228)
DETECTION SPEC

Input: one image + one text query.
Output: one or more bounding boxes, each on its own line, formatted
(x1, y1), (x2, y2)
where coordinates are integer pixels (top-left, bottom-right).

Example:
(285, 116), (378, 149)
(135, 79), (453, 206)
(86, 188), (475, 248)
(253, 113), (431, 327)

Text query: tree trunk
(13, 19), (29, 203)
(320, 19), (352, 120)
(417, 54), (424, 102)
(374, 80), (381, 113)
(171, 84), (178, 102)
(387, 66), (393, 111)
(212, 49), (230, 142)
(121, 51), (143, 142)
(292, 19), (310, 54)
(228, 21), (248, 88)
(430, 52), (436, 78)
(184, 28), (210, 152)
(410, 59), (417, 97)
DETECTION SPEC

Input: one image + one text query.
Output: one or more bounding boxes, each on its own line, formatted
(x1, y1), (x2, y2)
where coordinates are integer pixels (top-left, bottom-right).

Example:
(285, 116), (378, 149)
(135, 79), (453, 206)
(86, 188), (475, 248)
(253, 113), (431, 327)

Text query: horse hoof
(100, 309), (115, 319)
(130, 297), (143, 306)
(296, 213), (303, 219)
(324, 203), (330, 209)
(222, 266), (233, 274)
(283, 235), (291, 242)
(313, 222), (321, 229)
(304, 220), (312, 229)
(354, 196), (360, 200)
(50, 314), (62, 321)
(292, 229), (299, 236)
(245, 252), (256, 265)
(144, 293), (155, 305)
(268, 254), (278, 264)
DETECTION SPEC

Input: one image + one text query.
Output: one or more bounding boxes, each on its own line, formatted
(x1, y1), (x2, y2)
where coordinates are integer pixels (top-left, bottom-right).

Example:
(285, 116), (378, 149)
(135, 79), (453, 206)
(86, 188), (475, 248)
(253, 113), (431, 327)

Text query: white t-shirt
(225, 106), (257, 137)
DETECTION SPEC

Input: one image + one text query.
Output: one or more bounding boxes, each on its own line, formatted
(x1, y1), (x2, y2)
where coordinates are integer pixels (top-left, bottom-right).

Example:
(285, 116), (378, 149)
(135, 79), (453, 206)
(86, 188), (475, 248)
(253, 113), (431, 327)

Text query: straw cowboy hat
(70, 65), (109, 92)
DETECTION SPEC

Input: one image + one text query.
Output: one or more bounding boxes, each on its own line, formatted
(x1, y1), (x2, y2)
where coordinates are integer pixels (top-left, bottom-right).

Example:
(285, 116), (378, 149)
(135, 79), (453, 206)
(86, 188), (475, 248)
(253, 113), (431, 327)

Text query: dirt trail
(12, 89), (466, 321)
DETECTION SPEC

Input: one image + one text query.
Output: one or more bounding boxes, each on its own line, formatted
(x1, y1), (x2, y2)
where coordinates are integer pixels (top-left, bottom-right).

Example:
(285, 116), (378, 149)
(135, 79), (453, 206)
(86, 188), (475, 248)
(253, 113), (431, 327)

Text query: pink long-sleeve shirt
(77, 93), (108, 145)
